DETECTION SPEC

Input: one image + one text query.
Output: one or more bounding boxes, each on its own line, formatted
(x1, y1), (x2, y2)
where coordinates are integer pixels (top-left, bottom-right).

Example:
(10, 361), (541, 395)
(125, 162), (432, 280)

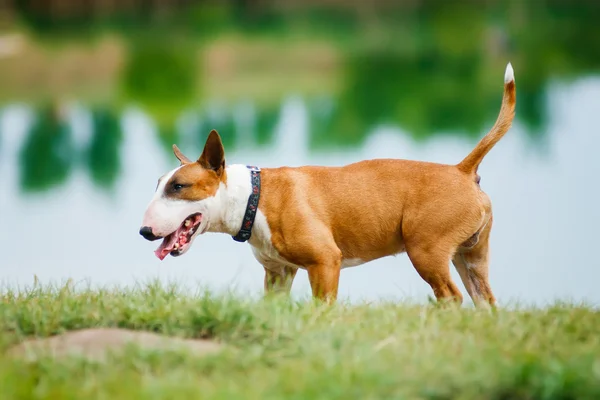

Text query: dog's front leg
(306, 260), (341, 304)
(272, 222), (342, 303)
(263, 265), (297, 296)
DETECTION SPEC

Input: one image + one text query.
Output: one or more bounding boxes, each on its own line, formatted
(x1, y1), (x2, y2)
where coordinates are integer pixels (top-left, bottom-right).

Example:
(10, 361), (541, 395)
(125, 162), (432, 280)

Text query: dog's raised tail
(457, 63), (516, 174)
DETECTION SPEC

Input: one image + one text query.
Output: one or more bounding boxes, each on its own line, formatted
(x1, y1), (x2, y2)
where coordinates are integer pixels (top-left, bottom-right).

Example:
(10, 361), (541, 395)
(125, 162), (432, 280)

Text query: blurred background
(0, 0), (599, 305)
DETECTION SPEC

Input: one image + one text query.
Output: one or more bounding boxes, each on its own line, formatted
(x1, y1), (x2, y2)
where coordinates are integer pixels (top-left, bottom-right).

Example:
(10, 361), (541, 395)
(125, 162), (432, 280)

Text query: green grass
(1, 282), (599, 399)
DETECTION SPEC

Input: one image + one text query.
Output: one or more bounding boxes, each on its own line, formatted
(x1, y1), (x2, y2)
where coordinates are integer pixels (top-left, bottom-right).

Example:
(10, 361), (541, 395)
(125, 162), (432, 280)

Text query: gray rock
(6, 328), (224, 362)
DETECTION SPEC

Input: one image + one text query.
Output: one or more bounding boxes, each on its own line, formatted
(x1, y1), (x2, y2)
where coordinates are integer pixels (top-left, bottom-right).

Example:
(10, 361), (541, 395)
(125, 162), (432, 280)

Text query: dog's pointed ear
(172, 144), (192, 165)
(198, 130), (225, 174)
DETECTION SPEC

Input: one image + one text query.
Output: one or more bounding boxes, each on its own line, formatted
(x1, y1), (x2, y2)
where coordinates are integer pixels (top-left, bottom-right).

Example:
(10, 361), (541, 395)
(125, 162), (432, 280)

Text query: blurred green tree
(19, 105), (73, 192)
(85, 107), (122, 190)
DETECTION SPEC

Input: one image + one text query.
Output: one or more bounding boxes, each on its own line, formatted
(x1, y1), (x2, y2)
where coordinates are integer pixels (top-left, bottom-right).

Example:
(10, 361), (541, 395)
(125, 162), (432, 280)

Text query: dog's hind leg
(406, 242), (463, 305)
(452, 216), (496, 307)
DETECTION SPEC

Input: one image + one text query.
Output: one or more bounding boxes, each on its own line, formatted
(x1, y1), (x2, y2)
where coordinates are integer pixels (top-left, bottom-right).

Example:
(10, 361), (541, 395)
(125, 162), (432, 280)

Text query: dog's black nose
(139, 226), (160, 241)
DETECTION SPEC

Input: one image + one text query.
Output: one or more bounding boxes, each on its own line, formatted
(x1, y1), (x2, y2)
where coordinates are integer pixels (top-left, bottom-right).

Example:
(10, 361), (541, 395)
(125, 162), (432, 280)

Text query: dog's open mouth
(155, 213), (203, 261)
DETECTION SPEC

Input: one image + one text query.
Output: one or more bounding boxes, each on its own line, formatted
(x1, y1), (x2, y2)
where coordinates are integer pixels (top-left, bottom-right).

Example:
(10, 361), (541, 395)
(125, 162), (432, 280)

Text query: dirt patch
(6, 328), (224, 362)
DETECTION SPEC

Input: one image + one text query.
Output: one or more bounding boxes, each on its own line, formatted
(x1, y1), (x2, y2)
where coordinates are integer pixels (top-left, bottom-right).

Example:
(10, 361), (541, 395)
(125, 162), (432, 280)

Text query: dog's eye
(173, 183), (185, 191)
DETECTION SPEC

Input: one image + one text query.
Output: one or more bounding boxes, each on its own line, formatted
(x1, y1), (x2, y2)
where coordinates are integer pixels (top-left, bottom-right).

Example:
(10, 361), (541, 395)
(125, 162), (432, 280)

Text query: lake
(1, 2), (599, 305)
(1, 75), (599, 305)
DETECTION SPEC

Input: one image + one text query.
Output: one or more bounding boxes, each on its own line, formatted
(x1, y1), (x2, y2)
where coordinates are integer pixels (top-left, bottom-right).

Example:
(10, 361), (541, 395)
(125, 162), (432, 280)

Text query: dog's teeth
(184, 220), (191, 227)
(174, 243), (179, 250)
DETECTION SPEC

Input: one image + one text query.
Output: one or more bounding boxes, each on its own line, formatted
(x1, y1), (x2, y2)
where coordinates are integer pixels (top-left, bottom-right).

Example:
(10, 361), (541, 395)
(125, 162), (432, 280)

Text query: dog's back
(259, 157), (485, 264)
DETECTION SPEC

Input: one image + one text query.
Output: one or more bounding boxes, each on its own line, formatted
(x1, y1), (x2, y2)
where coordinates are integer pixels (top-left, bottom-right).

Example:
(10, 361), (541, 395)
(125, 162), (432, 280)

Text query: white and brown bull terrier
(140, 63), (516, 306)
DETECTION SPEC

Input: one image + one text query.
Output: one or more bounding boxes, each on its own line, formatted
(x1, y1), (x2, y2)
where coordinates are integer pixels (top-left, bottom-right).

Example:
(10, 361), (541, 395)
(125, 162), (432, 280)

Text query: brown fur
(163, 137), (227, 202)
(163, 163), (222, 201)
(167, 70), (516, 306)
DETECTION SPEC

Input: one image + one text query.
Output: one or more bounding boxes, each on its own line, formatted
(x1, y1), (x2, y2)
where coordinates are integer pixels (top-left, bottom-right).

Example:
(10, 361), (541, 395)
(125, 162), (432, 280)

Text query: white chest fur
(247, 210), (301, 270)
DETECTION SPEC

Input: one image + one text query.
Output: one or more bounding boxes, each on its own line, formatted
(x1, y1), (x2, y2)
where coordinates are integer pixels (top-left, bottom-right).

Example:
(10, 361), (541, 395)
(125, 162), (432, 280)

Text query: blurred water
(1, 75), (599, 306)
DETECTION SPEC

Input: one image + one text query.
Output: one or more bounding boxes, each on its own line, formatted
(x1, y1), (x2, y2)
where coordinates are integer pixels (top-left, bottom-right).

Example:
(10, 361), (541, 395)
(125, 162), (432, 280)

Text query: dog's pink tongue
(155, 233), (177, 261)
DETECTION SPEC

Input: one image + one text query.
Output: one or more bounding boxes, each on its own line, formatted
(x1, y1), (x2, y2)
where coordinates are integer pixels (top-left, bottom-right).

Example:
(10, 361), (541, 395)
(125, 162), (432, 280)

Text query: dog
(140, 63), (516, 306)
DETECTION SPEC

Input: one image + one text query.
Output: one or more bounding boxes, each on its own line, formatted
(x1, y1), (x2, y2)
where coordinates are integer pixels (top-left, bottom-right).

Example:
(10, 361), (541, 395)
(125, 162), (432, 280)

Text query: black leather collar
(232, 166), (261, 242)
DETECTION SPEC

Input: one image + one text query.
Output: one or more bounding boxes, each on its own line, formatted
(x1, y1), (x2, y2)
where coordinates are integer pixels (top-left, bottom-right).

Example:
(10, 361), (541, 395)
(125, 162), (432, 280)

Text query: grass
(1, 282), (599, 399)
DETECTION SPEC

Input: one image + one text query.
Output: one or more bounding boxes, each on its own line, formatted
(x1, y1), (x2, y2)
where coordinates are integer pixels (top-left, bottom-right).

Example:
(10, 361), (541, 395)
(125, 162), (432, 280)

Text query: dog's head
(139, 130), (226, 260)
